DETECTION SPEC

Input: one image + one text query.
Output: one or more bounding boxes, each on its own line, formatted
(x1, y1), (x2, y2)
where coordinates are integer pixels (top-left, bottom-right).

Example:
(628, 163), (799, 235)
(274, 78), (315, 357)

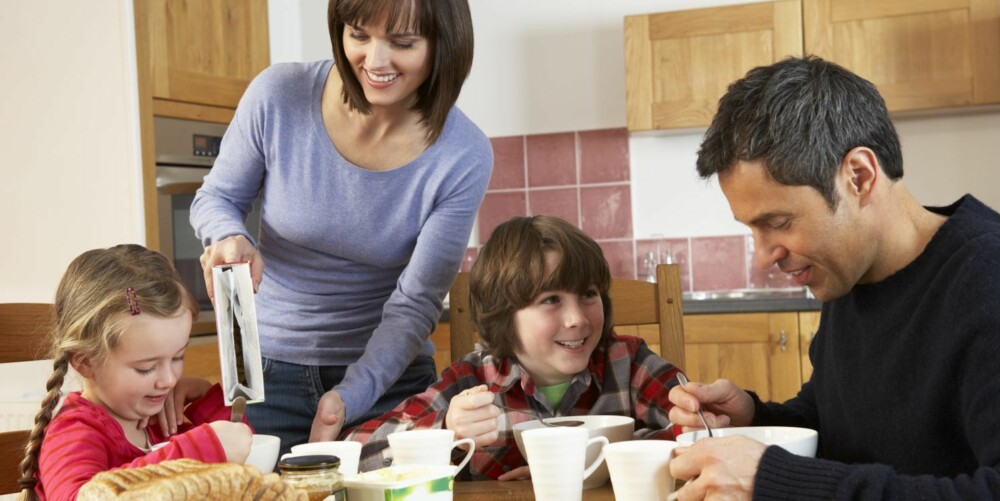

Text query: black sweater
(752, 195), (1000, 500)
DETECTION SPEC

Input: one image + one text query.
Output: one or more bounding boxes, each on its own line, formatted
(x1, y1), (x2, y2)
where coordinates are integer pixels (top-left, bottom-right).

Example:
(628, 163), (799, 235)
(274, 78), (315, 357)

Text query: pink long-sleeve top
(36, 384), (243, 500)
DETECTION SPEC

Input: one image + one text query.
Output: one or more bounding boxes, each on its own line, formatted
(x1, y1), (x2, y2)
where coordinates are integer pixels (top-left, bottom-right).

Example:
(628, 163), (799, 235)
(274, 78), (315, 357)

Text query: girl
(344, 216), (683, 480)
(17, 244), (251, 500)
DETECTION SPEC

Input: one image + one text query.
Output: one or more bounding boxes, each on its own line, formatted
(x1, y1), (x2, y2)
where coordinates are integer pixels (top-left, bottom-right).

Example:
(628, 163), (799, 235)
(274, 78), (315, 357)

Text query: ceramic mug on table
(604, 440), (679, 501)
(522, 427), (609, 501)
(288, 440), (363, 478)
(387, 429), (476, 472)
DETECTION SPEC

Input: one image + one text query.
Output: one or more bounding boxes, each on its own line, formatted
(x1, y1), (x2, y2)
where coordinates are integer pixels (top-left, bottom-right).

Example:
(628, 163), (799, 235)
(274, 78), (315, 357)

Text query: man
(668, 56), (1000, 500)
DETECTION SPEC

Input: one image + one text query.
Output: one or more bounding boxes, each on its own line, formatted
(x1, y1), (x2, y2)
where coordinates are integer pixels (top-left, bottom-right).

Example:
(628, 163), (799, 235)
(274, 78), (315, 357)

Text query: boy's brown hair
(469, 215), (613, 358)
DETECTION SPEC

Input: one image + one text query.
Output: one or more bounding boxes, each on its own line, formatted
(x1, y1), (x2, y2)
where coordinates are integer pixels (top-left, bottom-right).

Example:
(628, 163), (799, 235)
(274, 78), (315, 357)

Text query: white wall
(273, 0), (1000, 239)
(1, 0), (144, 302)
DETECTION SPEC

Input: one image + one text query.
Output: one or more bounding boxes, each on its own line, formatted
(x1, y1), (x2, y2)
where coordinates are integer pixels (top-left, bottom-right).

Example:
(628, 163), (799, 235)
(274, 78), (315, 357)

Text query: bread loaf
(77, 459), (306, 501)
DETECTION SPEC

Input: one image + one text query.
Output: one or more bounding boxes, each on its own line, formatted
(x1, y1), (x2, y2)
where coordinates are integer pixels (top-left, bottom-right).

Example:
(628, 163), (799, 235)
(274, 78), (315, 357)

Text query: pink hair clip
(125, 287), (140, 316)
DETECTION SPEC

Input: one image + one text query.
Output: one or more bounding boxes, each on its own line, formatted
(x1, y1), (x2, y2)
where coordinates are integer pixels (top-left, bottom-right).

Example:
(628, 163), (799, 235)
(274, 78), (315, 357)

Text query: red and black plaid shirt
(343, 333), (682, 480)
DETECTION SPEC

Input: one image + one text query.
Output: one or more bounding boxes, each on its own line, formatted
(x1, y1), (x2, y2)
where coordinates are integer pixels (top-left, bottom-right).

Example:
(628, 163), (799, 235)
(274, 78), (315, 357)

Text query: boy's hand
(446, 385), (501, 447)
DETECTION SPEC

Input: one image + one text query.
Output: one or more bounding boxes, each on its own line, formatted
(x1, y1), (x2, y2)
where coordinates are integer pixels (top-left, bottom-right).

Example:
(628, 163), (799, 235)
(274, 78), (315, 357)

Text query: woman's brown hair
(469, 216), (614, 359)
(18, 244), (197, 500)
(328, 0), (475, 144)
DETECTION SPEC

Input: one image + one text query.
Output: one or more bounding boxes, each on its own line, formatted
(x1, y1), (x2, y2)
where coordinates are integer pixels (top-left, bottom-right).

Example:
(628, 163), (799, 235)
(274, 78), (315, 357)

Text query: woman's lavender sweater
(190, 60), (493, 422)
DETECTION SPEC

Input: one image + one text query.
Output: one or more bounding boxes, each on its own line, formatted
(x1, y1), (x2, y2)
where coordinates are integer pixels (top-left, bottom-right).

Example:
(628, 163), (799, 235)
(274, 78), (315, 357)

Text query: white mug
(605, 440), (679, 501)
(387, 429), (475, 472)
(288, 440), (363, 478)
(522, 427), (609, 501)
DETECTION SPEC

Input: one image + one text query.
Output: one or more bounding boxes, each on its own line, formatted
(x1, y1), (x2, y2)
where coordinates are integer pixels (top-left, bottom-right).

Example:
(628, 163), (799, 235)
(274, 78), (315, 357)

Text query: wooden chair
(449, 264), (686, 371)
(0, 303), (53, 495)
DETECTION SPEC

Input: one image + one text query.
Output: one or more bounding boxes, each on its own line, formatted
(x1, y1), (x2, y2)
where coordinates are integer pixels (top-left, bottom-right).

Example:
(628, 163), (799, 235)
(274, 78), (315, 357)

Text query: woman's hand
(209, 421), (253, 463)
(153, 377), (213, 436)
(310, 390), (346, 442)
(668, 377), (755, 433)
(446, 385), (501, 448)
(199, 235), (265, 302)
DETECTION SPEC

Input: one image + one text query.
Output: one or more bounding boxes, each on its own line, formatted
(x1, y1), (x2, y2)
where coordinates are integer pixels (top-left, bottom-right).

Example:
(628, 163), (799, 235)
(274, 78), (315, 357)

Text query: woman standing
(191, 0), (491, 455)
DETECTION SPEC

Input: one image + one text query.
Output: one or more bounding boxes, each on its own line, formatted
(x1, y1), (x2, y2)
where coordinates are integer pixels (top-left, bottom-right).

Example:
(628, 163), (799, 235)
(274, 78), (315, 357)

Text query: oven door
(156, 163), (261, 317)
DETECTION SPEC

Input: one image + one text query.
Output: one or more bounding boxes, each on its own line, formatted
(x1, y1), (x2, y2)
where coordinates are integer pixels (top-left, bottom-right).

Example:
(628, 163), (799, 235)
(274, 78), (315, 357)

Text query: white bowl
(676, 426), (818, 457)
(245, 434), (281, 472)
(512, 415), (634, 489)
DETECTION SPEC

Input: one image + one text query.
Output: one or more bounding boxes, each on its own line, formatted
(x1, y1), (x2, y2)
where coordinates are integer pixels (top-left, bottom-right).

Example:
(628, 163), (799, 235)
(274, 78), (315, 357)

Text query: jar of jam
(278, 454), (346, 501)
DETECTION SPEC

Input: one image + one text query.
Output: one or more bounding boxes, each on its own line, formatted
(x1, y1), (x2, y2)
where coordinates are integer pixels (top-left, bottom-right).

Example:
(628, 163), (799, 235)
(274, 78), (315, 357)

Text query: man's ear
(71, 353), (95, 378)
(841, 147), (879, 206)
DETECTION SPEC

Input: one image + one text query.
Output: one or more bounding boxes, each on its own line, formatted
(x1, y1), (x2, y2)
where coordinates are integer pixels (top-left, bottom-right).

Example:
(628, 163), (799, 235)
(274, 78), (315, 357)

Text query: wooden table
(453, 480), (615, 500)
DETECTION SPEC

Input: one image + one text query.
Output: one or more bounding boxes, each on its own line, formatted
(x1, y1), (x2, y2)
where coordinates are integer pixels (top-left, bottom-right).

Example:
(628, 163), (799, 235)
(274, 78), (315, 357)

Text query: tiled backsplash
(469, 127), (793, 293)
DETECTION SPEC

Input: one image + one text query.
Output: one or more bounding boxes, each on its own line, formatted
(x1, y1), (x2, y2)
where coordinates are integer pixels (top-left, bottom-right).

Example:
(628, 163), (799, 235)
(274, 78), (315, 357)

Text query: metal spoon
(493, 400), (584, 427)
(676, 373), (713, 437)
(230, 396), (247, 423)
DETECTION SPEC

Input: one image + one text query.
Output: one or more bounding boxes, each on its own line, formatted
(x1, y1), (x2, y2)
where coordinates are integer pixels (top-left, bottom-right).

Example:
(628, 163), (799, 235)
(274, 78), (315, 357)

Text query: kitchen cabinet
(135, 0), (270, 113)
(624, 0), (802, 131)
(184, 336), (222, 385)
(804, 0), (1000, 112)
(625, 0), (1000, 131)
(619, 311), (816, 403)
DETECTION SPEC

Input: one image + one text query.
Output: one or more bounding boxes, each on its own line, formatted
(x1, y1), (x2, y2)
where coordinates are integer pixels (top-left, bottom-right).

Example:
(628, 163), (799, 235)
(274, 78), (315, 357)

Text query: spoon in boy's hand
(490, 395), (583, 427)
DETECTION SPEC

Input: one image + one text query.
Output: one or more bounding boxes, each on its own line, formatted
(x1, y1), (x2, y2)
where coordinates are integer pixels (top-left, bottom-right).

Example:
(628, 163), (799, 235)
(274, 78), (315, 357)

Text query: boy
(343, 215), (682, 480)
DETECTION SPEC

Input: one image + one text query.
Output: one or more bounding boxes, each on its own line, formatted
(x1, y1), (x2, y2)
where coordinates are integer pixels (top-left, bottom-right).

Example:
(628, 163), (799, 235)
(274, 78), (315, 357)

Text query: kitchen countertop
(438, 288), (820, 323)
(681, 295), (821, 314)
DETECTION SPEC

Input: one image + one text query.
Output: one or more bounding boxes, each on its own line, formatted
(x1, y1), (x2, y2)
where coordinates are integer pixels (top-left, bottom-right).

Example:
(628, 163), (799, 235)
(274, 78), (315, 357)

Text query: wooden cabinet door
(804, 0), (1000, 111)
(682, 312), (802, 403)
(136, 0), (270, 109)
(624, 0), (802, 131)
(798, 311), (820, 383)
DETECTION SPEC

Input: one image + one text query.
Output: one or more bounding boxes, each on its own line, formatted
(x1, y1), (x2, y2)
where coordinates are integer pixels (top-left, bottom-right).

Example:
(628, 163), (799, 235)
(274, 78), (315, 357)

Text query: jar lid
(278, 454), (341, 471)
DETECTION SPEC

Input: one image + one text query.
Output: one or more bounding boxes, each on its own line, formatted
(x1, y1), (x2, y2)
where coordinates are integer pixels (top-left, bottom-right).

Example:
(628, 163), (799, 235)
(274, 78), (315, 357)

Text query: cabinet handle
(779, 330), (787, 352)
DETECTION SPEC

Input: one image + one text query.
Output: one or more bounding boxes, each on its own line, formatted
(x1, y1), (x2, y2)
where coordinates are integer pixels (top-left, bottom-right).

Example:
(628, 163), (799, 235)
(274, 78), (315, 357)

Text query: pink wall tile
(597, 240), (635, 280)
(746, 236), (795, 289)
(635, 238), (691, 290)
(529, 188), (579, 226)
(526, 132), (577, 187)
(579, 128), (629, 184)
(690, 236), (747, 291)
(489, 136), (525, 190)
(478, 191), (527, 243)
(580, 185), (632, 240)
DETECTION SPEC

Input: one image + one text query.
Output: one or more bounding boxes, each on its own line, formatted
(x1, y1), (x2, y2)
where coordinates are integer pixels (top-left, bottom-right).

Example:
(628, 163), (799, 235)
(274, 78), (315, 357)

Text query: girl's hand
(199, 235), (265, 303)
(156, 377), (213, 436)
(209, 421), (253, 463)
(445, 385), (501, 447)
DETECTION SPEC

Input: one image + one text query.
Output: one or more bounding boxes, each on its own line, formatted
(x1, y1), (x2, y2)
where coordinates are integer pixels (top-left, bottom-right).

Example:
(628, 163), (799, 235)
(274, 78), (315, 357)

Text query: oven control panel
(193, 134), (222, 157)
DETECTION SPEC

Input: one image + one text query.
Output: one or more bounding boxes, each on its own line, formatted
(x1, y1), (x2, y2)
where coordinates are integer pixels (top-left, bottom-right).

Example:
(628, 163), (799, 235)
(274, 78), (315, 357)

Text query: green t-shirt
(538, 381), (572, 410)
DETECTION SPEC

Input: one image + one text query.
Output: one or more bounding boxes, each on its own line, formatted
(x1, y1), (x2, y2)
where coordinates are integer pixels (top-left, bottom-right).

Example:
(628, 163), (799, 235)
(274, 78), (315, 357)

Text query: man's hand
(669, 435), (766, 501)
(445, 385), (502, 448)
(310, 390), (346, 442)
(668, 377), (755, 433)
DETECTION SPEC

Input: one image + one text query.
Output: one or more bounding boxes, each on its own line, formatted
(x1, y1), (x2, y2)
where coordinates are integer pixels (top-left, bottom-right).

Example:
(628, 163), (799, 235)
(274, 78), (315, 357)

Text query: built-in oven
(154, 117), (261, 329)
